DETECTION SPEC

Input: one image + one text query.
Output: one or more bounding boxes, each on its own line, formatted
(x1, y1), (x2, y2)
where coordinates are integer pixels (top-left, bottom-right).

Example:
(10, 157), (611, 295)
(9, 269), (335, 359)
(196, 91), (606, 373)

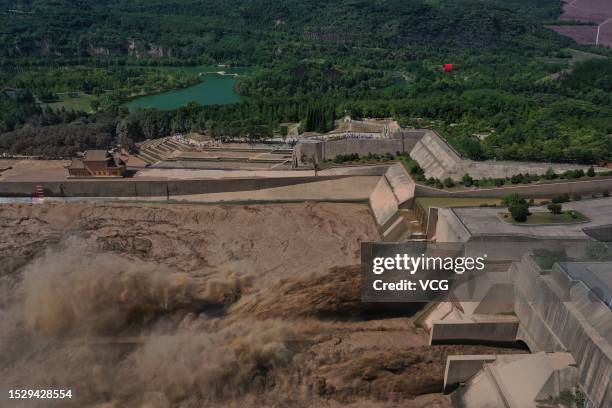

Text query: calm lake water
(125, 66), (249, 111)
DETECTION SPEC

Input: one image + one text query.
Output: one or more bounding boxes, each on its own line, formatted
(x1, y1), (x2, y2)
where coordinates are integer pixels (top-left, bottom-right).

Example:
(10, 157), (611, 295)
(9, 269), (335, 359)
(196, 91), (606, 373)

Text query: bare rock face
(127, 39), (173, 59)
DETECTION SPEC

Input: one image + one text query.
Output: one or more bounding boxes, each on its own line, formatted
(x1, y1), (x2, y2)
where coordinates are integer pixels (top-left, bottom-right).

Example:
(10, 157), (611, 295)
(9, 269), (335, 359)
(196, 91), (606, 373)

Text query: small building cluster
(67, 150), (126, 178)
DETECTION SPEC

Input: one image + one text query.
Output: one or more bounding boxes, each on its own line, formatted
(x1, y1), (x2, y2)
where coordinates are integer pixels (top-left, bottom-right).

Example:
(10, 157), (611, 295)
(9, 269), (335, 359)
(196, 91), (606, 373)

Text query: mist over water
(0, 202), (518, 407)
(1, 246), (296, 407)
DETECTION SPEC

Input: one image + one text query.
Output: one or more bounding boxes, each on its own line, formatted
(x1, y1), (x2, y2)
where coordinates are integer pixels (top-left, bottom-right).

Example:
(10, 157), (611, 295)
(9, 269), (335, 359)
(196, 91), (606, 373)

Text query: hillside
(0, 0), (611, 163)
(1, 0), (566, 61)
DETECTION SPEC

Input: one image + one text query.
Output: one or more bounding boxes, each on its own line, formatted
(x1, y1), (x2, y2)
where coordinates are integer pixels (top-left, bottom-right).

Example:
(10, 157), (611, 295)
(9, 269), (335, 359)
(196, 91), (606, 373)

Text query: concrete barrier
(443, 355), (497, 393)
(430, 320), (519, 344)
(415, 177), (612, 199)
(367, 164), (416, 240)
(368, 176), (398, 229)
(0, 176), (348, 198)
(434, 209), (472, 242)
(294, 131), (423, 166)
(384, 163), (415, 206)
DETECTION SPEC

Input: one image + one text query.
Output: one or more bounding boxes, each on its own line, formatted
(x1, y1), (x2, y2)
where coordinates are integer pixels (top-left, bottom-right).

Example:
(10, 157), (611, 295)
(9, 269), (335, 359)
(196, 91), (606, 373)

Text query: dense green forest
(0, 0), (611, 162)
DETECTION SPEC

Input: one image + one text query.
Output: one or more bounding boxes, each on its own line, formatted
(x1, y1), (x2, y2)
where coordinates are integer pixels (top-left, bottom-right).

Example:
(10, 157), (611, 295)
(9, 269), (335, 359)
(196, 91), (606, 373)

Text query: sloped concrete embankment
(513, 255), (612, 408)
(368, 163), (416, 241)
(410, 130), (603, 181)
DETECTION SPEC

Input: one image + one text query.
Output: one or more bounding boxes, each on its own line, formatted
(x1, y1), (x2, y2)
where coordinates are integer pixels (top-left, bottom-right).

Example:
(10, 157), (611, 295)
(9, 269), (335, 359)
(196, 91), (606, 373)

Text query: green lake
(125, 66), (249, 111)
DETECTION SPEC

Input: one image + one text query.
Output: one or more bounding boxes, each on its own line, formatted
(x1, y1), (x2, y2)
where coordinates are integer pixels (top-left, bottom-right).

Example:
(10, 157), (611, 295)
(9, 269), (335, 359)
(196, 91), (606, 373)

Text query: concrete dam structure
(426, 199), (612, 407)
(513, 256), (611, 407)
(293, 130), (425, 166)
(294, 128), (600, 181)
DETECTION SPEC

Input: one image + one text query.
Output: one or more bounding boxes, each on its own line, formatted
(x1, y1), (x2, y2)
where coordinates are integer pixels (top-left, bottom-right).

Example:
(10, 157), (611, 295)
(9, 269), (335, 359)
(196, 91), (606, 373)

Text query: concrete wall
(294, 131), (424, 166)
(410, 130), (603, 181)
(368, 163), (415, 232)
(430, 321), (519, 344)
(583, 225), (612, 242)
(434, 208), (472, 242)
(0, 176), (348, 198)
(513, 256), (612, 407)
(369, 176), (399, 229)
(384, 163), (415, 205)
(443, 355), (497, 393)
(415, 177), (612, 199)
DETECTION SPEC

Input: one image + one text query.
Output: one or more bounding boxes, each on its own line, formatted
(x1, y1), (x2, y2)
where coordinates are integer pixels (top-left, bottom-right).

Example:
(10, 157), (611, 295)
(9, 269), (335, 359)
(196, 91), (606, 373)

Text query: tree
(547, 203), (562, 215)
(116, 119), (129, 152)
(443, 177), (455, 188)
(502, 193), (526, 207)
(461, 173), (474, 187)
(587, 166), (595, 177)
(543, 167), (556, 180)
(510, 202), (530, 222)
(551, 193), (570, 204)
(280, 125), (289, 139)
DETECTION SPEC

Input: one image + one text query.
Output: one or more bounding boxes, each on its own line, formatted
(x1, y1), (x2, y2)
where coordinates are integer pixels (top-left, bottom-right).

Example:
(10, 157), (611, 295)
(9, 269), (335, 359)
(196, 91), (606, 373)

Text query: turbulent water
(0, 202), (523, 407)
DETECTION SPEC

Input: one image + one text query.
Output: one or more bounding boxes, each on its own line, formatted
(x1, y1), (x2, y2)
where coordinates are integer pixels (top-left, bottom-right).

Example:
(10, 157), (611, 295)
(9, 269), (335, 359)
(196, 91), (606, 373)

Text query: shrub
(547, 203), (562, 214)
(587, 166), (595, 177)
(573, 194), (582, 201)
(334, 153), (360, 163)
(604, 190), (610, 197)
(443, 177), (455, 188)
(510, 202), (530, 222)
(502, 193), (526, 207)
(561, 169), (585, 179)
(543, 167), (557, 180)
(510, 173), (524, 184)
(551, 193), (570, 204)
(461, 173), (474, 187)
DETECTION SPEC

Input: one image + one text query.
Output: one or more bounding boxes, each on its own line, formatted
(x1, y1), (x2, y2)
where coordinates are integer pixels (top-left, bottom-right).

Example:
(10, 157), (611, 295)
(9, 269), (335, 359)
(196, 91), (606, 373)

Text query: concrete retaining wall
(385, 163), (415, 206)
(513, 256), (612, 407)
(294, 131), (424, 166)
(430, 321), (520, 344)
(434, 209), (472, 242)
(368, 164), (416, 233)
(369, 176), (399, 229)
(443, 355), (497, 393)
(415, 177), (612, 199)
(410, 130), (603, 181)
(583, 225), (612, 242)
(0, 176), (348, 198)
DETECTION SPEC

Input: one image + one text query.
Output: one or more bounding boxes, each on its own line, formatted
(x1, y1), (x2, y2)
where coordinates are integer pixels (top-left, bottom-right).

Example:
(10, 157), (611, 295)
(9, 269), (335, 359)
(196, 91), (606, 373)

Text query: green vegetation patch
(46, 93), (97, 112)
(499, 210), (589, 225)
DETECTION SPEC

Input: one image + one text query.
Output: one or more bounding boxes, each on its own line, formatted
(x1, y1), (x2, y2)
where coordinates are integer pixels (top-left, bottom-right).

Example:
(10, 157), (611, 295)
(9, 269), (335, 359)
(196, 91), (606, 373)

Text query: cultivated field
(551, 0), (612, 47)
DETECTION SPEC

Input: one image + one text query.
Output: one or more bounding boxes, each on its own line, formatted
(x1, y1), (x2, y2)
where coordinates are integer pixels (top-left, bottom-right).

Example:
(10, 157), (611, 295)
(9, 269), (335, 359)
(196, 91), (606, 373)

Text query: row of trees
(0, 121), (114, 158)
